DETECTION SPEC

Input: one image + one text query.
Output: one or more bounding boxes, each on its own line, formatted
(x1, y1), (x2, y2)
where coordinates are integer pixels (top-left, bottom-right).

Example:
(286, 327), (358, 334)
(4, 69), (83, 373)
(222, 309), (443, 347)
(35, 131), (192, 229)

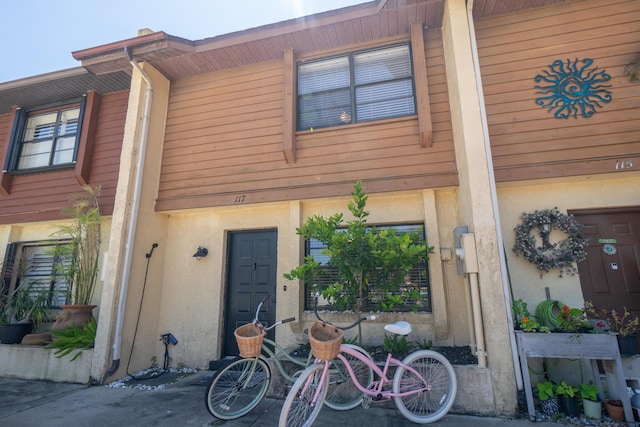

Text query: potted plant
(604, 398), (625, 421)
(555, 305), (593, 333)
(0, 251), (51, 344)
(580, 383), (601, 419)
(584, 301), (639, 355)
(536, 381), (559, 417)
(555, 380), (580, 417)
(50, 185), (102, 332)
(284, 181), (432, 344)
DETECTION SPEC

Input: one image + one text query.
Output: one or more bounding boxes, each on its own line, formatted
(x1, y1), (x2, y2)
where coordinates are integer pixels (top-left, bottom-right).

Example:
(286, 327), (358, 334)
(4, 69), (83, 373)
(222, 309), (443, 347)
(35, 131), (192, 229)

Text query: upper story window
(18, 107), (80, 170)
(4, 99), (84, 174)
(297, 44), (416, 131)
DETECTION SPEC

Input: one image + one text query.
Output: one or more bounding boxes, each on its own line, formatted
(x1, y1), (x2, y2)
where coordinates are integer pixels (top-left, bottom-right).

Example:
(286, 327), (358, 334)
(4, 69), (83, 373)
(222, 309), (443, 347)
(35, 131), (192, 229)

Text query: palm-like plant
(52, 185), (102, 306)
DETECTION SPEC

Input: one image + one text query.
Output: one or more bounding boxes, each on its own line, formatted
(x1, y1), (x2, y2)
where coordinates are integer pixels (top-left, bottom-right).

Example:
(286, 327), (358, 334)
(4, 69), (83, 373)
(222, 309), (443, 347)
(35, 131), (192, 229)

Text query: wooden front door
(573, 208), (640, 351)
(223, 229), (277, 357)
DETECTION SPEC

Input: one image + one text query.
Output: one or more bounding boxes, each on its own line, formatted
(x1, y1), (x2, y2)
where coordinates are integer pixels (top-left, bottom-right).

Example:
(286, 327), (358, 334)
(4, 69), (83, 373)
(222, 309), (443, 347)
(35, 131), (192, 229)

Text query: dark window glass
(297, 44), (415, 131)
(303, 224), (431, 312)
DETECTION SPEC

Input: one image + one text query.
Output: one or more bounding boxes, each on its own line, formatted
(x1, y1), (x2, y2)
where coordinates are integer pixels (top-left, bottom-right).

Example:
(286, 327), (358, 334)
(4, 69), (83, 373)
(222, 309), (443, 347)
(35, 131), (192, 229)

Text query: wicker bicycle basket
(234, 323), (266, 358)
(309, 321), (344, 361)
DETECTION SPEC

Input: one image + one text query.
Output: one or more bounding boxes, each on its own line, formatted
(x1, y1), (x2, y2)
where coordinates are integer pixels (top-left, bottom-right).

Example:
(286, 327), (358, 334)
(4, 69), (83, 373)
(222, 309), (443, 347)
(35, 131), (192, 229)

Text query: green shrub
(45, 317), (96, 361)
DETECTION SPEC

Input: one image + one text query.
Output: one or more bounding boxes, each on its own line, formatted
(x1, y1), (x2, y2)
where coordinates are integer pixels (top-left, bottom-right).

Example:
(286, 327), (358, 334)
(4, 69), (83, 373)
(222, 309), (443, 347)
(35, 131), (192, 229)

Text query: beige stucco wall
(145, 186), (469, 370)
(498, 172), (640, 311)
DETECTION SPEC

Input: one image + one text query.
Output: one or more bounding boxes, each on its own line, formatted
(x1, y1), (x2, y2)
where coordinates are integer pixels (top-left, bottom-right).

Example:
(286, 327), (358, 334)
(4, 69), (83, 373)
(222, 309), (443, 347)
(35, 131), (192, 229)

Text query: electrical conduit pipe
(107, 48), (153, 377)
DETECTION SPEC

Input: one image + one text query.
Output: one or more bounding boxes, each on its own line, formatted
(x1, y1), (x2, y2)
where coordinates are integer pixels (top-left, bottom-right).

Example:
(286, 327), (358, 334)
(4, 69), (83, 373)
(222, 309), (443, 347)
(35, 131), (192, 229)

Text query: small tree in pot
(284, 181), (433, 344)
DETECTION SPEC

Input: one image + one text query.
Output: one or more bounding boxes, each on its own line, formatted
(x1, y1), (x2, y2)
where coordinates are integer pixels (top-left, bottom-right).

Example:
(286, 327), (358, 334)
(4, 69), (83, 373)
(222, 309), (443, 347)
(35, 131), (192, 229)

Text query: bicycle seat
(384, 321), (412, 336)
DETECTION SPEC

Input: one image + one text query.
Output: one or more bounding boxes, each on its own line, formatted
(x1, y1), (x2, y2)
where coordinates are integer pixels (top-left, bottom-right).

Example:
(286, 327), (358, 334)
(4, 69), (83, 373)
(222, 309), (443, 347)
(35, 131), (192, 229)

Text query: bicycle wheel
(392, 349), (457, 424)
(279, 362), (328, 427)
(205, 356), (271, 420)
(324, 344), (374, 411)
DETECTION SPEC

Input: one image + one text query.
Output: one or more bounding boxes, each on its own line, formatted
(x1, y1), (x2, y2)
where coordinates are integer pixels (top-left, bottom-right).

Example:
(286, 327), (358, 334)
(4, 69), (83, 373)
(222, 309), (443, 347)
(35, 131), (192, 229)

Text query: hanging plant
(512, 207), (589, 277)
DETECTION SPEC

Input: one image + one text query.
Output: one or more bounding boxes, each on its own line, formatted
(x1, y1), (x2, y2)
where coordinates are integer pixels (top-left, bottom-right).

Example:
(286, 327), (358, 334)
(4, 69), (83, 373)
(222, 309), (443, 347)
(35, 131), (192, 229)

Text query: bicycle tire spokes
(280, 363), (328, 427)
(205, 358), (270, 420)
(324, 345), (374, 410)
(393, 351), (457, 423)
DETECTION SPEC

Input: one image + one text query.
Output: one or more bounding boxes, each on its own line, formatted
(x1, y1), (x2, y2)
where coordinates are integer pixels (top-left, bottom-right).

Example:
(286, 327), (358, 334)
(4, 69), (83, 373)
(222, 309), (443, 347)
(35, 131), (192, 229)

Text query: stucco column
(90, 62), (170, 383)
(441, 0), (518, 416)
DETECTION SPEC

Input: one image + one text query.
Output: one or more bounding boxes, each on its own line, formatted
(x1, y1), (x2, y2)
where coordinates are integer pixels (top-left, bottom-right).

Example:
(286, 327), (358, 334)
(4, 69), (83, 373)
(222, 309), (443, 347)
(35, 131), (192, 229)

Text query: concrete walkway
(0, 370), (563, 427)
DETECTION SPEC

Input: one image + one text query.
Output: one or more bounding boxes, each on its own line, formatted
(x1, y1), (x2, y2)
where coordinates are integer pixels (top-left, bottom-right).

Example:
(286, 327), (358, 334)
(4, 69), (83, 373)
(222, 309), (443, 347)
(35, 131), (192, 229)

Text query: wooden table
(515, 331), (635, 423)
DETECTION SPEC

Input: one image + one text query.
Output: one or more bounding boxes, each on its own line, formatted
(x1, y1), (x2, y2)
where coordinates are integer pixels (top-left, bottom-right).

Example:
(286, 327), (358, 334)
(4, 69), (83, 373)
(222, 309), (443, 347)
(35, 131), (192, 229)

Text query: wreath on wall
(512, 207), (589, 277)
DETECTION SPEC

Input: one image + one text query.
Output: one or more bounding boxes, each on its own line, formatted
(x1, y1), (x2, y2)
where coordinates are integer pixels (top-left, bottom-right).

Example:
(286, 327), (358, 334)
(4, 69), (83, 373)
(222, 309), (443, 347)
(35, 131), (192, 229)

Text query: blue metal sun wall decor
(534, 58), (612, 119)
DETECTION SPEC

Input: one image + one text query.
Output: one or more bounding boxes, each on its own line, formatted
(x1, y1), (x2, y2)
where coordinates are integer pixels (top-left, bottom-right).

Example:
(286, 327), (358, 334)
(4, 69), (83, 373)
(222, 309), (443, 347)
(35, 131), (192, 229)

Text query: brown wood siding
(476, 0), (640, 182)
(156, 30), (456, 211)
(0, 91), (129, 224)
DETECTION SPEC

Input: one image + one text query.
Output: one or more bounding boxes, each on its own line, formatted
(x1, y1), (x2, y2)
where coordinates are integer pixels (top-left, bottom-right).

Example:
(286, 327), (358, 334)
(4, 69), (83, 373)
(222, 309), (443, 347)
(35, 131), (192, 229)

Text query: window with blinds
(303, 224), (431, 312)
(14, 244), (69, 308)
(297, 44), (416, 131)
(18, 107), (80, 170)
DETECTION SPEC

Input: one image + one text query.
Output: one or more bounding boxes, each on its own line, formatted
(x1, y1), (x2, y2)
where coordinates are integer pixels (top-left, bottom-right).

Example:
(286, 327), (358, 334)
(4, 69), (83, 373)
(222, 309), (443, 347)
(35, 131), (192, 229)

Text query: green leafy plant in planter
(555, 305), (593, 333)
(579, 383), (599, 401)
(284, 181), (432, 344)
(536, 381), (559, 417)
(555, 380), (580, 417)
(580, 383), (602, 419)
(45, 316), (97, 361)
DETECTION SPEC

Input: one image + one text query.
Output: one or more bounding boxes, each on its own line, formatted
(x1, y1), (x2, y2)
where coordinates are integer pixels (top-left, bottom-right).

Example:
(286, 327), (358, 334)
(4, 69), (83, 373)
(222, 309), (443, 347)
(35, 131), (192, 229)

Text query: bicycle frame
(304, 344), (429, 406)
(259, 336), (314, 383)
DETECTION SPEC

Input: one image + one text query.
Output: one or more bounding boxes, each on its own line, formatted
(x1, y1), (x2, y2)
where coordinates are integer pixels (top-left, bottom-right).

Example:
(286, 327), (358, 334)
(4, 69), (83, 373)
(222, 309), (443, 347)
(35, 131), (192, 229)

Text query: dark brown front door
(573, 208), (640, 351)
(222, 229), (277, 357)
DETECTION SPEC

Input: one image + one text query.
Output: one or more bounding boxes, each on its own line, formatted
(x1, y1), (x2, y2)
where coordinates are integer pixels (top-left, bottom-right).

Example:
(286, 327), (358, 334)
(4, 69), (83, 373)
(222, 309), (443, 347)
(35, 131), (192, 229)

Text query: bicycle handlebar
(313, 292), (377, 330)
(253, 295), (297, 330)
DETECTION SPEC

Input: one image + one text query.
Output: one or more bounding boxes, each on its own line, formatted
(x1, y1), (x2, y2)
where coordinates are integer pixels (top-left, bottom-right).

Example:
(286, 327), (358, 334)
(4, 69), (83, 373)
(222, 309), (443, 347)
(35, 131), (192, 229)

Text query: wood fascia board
(0, 106), (18, 195)
(411, 22), (433, 148)
(72, 32), (194, 62)
(193, 0), (388, 53)
(75, 91), (102, 186)
(283, 49), (296, 164)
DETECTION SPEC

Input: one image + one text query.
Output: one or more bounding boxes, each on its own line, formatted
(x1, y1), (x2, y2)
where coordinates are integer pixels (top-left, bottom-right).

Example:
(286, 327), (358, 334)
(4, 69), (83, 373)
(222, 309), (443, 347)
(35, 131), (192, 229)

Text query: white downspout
(107, 47), (153, 376)
(466, 0), (523, 389)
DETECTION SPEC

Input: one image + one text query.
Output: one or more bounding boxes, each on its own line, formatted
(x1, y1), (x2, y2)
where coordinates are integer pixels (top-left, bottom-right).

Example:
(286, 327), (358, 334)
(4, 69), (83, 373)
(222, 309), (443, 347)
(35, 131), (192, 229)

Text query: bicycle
(279, 296), (457, 426)
(205, 295), (374, 420)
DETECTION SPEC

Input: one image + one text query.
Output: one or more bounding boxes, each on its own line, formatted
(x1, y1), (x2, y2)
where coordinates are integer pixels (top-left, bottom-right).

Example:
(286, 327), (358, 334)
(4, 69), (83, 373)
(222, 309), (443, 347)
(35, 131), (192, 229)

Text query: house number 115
(615, 159), (633, 170)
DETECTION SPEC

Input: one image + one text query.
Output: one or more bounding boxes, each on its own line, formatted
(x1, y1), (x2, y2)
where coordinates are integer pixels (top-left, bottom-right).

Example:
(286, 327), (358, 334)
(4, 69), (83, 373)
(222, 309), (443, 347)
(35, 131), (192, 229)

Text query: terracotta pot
(604, 399), (625, 421)
(51, 304), (97, 332)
